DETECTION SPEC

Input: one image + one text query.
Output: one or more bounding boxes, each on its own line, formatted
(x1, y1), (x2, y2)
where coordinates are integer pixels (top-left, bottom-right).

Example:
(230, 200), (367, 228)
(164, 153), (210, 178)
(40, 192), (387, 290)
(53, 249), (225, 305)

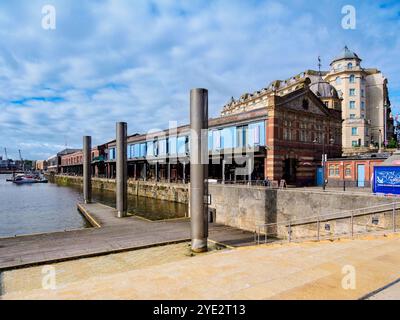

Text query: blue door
(316, 167), (324, 186)
(357, 164), (365, 187)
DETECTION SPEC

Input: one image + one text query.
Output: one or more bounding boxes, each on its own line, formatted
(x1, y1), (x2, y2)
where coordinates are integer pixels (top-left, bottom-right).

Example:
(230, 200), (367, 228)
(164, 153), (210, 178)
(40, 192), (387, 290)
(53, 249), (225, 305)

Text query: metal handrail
(255, 202), (400, 244)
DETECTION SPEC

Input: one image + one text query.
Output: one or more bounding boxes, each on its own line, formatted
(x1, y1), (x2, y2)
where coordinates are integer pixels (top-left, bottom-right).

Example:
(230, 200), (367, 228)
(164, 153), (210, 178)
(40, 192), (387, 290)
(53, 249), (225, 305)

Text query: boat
(13, 175), (37, 185)
(12, 173), (48, 184)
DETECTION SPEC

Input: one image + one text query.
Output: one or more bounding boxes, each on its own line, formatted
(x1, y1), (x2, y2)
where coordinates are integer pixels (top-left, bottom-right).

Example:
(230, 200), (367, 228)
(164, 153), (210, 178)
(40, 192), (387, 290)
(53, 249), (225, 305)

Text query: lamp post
(314, 136), (334, 191)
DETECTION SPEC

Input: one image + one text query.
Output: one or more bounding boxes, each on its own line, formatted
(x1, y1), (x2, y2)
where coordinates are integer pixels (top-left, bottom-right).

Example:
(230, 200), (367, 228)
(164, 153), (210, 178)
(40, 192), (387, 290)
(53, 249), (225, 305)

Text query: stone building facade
(324, 46), (393, 153)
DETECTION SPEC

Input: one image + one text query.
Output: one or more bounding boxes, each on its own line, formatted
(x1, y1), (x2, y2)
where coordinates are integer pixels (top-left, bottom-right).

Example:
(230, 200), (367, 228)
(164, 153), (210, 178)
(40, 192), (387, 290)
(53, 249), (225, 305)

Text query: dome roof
(331, 46), (361, 64)
(309, 80), (339, 99)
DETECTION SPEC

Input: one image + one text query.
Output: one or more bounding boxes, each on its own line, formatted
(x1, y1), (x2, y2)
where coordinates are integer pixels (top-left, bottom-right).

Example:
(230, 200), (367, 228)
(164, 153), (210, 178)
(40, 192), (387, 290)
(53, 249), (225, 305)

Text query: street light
(314, 136), (335, 191)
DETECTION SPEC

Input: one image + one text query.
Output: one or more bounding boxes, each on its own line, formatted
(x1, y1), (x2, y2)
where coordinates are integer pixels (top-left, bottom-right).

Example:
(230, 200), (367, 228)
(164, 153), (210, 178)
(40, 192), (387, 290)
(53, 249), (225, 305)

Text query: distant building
(324, 46), (393, 153)
(35, 160), (48, 171)
(47, 148), (81, 173)
(60, 145), (107, 177)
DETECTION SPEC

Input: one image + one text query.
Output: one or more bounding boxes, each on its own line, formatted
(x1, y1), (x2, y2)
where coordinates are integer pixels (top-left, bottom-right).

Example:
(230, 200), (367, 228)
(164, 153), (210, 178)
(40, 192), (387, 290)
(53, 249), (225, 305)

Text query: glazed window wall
(125, 121), (266, 159)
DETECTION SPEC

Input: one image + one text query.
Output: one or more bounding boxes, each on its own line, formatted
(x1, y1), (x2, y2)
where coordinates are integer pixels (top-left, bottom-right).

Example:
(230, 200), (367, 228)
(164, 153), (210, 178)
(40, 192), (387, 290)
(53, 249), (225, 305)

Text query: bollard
(116, 122), (128, 218)
(190, 88), (209, 253)
(83, 136), (92, 204)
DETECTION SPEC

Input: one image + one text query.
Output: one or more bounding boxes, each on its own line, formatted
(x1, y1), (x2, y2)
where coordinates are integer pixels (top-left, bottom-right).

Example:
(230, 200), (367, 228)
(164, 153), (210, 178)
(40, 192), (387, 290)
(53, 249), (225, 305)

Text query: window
(146, 141), (154, 157)
(361, 101), (365, 110)
(349, 101), (356, 109)
(352, 140), (359, 147)
(347, 62), (353, 69)
(345, 165), (351, 177)
(329, 165), (340, 177)
(349, 89), (356, 96)
(351, 127), (358, 136)
(139, 143), (147, 157)
(350, 114), (356, 119)
(248, 122), (265, 146)
(349, 75), (355, 83)
(158, 139), (167, 156)
(177, 136), (188, 154)
(335, 76), (342, 85)
(169, 137), (177, 155)
(361, 114), (365, 119)
(109, 148), (116, 160)
(212, 130), (221, 150)
(133, 144), (140, 158)
(361, 89), (365, 97)
(236, 125), (247, 148)
(221, 127), (235, 149)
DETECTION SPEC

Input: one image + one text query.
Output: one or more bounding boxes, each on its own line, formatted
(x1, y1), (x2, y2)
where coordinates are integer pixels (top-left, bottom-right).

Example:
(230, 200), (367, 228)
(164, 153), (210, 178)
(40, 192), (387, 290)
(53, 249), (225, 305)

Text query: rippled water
(0, 174), (188, 238)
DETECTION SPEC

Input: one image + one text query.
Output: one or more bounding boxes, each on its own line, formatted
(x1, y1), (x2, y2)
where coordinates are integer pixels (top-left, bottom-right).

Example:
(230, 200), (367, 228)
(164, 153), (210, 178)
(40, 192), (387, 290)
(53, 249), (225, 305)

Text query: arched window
(349, 74), (355, 83)
(347, 62), (353, 69)
(335, 76), (342, 85)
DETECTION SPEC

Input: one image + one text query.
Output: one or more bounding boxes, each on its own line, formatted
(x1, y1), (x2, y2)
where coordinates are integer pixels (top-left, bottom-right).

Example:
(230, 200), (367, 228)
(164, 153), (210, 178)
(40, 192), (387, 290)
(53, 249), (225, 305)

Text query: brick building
(325, 153), (390, 188)
(104, 77), (342, 186)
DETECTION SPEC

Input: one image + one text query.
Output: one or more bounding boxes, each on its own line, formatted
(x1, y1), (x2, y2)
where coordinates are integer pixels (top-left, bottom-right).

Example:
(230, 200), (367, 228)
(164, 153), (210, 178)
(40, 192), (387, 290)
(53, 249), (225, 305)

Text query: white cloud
(0, 0), (399, 159)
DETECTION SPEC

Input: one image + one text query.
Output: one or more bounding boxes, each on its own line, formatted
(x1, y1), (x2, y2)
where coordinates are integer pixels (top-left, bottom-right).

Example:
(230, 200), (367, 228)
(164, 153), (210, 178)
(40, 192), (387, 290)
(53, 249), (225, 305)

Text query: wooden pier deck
(0, 203), (255, 271)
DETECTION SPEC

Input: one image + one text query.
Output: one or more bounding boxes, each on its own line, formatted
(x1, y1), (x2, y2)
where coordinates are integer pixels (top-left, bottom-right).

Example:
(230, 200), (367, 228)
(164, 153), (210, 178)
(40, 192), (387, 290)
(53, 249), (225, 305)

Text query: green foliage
(387, 137), (398, 149)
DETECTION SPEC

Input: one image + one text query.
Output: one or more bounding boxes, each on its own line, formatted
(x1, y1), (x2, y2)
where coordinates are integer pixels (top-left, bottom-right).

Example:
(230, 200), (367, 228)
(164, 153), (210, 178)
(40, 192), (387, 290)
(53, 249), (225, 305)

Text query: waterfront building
(102, 77), (342, 186)
(325, 153), (390, 188)
(47, 148), (81, 173)
(265, 47), (393, 155)
(60, 145), (107, 177)
(35, 160), (48, 171)
(59, 78), (342, 186)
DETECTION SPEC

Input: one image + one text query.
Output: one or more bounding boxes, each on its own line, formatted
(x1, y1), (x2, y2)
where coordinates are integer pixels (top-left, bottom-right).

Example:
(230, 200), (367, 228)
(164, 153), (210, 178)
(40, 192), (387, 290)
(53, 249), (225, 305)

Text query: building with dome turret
(324, 46), (393, 153)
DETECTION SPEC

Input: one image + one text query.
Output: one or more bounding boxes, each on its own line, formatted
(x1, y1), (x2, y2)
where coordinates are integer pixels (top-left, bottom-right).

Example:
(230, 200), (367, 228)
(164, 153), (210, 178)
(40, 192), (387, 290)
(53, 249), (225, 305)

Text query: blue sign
(373, 166), (400, 194)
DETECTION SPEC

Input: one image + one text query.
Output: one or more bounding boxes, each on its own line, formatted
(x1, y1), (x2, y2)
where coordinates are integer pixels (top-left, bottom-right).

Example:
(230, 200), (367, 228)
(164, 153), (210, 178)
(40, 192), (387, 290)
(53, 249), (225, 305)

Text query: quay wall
(46, 174), (189, 204)
(208, 184), (396, 232)
(46, 174), (396, 233)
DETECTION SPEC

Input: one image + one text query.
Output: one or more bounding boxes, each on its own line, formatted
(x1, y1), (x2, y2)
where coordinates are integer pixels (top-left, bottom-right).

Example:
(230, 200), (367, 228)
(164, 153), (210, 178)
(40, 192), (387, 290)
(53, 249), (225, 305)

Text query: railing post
(317, 217), (320, 241)
(288, 221), (292, 243)
(351, 211), (354, 239)
(265, 225), (267, 244)
(393, 202), (396, 233)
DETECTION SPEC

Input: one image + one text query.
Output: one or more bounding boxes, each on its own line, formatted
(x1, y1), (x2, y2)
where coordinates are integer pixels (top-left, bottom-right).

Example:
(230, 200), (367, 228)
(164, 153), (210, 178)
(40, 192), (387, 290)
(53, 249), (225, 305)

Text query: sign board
(373, 166), (400, 195)
(204, 194), (211, 205)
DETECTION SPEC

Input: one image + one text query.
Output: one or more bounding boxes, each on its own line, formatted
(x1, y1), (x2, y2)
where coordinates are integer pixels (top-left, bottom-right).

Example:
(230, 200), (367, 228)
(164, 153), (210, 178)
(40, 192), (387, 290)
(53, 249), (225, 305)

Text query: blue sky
(0, 0), (399, 160)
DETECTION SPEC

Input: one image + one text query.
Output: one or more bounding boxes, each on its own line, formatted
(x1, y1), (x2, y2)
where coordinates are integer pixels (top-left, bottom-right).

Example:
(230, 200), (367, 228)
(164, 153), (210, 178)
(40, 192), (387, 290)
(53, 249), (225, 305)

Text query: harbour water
(0, 174), (188, 238)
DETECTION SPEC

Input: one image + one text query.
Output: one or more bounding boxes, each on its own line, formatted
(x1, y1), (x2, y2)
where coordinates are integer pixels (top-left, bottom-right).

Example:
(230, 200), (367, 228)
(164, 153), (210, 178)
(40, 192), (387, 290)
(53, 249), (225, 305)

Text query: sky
(0, 0), (399, 160)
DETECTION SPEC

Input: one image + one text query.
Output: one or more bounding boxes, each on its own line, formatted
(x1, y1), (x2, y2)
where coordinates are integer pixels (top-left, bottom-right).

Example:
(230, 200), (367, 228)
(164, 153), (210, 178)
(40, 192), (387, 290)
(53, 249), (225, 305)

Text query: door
(316, 167), (324, 186)
(357, 164), (365, 187)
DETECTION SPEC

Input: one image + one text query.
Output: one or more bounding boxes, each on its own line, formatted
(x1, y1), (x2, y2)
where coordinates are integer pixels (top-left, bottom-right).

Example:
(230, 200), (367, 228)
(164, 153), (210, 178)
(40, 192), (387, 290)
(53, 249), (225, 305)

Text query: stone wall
(47, 174), (188, 204)
(46, 174), (397, 234)
(208, 184), (396, 232)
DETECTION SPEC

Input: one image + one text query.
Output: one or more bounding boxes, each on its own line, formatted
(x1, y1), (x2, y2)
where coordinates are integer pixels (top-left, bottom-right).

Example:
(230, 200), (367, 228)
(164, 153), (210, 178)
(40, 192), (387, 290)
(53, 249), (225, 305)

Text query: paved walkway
(0, 203), (254, 271)
(2, 233), (400, 299)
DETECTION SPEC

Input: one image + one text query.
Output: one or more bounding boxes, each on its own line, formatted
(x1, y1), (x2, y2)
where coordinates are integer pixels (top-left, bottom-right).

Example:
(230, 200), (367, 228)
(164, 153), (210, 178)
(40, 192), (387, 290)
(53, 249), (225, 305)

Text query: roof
(309, 80), (339, 99)
(327, 153), (391, 162)
(57, 148), (81, 156)
(330, 46), (361, 65)
(381, 151), (400, 166)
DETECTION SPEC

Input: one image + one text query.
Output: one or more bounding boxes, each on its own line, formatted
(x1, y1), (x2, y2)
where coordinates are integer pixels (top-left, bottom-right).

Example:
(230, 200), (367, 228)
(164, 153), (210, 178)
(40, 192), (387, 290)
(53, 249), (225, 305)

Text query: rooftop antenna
(318, 56), (322, 77)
